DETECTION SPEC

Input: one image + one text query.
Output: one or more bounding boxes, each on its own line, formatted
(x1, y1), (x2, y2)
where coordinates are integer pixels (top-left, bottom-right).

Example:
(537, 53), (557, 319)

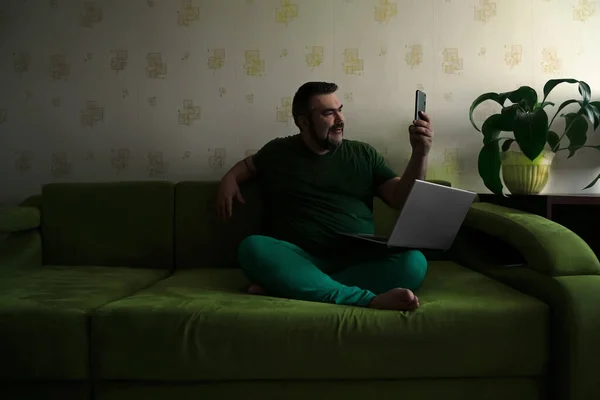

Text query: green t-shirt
(252, 134), (397, 258)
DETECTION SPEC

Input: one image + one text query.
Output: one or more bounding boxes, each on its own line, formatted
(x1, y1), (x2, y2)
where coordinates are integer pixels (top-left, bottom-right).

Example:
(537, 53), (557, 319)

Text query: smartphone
(414, 90), (426, 121)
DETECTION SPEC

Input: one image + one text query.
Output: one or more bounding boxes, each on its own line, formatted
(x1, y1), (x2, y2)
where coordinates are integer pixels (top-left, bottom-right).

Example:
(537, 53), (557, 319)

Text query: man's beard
(309, 120), (344, 151)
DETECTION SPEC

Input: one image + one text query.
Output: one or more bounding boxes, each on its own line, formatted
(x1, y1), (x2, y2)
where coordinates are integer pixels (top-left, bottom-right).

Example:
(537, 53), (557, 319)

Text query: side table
(477, 193), (600, 259)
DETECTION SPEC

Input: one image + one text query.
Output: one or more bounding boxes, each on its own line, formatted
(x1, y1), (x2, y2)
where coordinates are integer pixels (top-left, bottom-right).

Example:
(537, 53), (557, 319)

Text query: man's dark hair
(292, 81), (338, 128)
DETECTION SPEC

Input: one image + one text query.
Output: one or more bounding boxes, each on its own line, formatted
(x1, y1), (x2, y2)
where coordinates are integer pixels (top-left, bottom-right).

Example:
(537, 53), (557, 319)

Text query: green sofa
(1, 181), (599, 400)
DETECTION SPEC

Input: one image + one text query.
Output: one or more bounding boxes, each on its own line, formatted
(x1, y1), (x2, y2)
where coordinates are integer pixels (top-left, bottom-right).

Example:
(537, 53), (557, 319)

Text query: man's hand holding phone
(410, 111), (434, 157)
(410, 90), (434, 157)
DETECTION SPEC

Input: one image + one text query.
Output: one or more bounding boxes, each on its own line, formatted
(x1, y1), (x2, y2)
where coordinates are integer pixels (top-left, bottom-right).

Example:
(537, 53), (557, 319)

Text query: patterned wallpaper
(0, 0), (599, 205)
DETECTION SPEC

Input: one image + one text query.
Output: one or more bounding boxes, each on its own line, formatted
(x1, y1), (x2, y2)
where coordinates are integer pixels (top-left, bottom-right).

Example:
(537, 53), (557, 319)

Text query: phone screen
(415, 90), (426, 120)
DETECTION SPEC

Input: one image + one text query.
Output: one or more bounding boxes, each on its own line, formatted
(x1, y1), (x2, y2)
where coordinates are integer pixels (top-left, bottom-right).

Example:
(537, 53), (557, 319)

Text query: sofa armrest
(0, 206), (42, 274)
(462, 202), (600, 277)
(0, 230), (43, 274)
(452, 244), (600, 400)
(552, 275), (600, 400)
(0, 207), (40, 233)
(452, 204), (600, 400)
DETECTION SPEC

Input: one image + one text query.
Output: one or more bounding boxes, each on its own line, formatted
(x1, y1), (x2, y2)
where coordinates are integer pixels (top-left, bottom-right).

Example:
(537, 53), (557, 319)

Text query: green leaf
(543, 79), (578, 99)
(499, 104), (520, 130)
(536, 101), (555, 110)
(565, 114), (589, 158)
(542, 78), (589, 103)
(478, 141), (504, 195)
(564, 112), (578, 126)
(513, 109), (549, 161)
(578, 104), (598, 131)
(501, 138), (515, 152)
(481, 114), (504, 144)
(588, 101), (600, 131)
(578, 81), (591, 103)
(507, 86), (538, 111)
(583, 173), (600, 190)
(469, 92), (511, 132)
(547, 130), (561, 151)
(583, 145), (600, 189)
(548, 98), (585, 129)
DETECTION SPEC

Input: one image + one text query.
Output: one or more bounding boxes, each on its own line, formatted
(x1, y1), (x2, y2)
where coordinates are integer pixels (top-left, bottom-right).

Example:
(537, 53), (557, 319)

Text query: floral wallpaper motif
(0, 0), (599, 205)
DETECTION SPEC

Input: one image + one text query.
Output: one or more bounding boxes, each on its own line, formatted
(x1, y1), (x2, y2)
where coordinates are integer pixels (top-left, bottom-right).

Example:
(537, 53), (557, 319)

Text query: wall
(1, 0), (599, 205)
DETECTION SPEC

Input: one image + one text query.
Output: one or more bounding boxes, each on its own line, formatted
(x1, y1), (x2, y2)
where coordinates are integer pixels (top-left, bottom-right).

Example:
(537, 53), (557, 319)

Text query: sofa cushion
(90, 262), (549, 381)
(42, 182), (174, 269)
(0, 206), (40, 233)
(0, 266), (169, 380)
(175, 181), (261, 269)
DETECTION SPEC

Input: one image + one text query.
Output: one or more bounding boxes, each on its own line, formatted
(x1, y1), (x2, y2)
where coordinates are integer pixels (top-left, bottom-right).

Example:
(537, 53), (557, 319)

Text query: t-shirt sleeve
(369, 145), (398, 189)
(251, 138), (279, 174)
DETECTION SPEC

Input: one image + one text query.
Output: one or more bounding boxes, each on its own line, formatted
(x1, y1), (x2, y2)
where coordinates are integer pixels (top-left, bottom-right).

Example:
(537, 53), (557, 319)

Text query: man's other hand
(217, 175), (246, 220)
(409, 111), (434, 156)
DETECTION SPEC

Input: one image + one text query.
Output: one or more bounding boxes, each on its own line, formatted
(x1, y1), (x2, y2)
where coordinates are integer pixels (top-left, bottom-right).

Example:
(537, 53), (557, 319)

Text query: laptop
(338, 179), (477, 251)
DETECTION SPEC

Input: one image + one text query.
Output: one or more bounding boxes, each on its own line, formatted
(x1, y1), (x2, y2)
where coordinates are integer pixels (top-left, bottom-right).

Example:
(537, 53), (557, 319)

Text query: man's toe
(247, 284), (267, 295)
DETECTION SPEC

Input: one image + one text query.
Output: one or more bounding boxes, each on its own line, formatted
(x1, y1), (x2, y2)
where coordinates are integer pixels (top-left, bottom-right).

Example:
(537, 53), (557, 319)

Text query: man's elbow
(377, 177), (404, 210)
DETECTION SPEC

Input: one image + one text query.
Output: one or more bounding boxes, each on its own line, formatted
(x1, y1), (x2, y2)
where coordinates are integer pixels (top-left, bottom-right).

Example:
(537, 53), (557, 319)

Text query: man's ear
(297, 115), (309, 131)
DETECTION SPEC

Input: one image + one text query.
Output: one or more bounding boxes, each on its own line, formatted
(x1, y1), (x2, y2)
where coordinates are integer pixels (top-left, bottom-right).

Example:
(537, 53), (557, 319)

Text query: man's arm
(223, 155), (257, 184)
(217, 155), (257, 219)
(377, 111), (434, 210)
(377, 153), (428, 210)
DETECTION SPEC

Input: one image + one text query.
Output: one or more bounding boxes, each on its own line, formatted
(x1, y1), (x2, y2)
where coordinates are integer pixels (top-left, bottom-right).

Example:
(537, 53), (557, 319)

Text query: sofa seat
(0, 266), (169, 380)
(91, 261), (549, 381)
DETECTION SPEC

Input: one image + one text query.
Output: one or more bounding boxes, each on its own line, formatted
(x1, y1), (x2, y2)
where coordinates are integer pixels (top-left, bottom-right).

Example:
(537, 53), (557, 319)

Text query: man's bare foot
(368, 288), (419, 311)
(246, 283), (268, 296)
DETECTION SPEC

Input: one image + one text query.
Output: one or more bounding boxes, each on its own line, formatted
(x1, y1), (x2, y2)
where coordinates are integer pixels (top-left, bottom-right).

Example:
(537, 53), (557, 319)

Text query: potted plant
(469, 78), (600, 195)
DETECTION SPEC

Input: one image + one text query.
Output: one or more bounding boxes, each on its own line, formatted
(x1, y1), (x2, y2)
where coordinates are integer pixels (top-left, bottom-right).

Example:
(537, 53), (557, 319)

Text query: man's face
(303, 93), (345, 151)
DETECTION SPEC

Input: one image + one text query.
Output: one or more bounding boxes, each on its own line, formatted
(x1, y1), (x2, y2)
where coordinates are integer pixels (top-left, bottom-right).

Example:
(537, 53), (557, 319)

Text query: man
(216, 82), (434, 311)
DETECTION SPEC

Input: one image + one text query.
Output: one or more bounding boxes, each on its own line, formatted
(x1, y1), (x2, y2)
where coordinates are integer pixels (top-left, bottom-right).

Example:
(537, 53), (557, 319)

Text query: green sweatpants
(237, 235), (428, 307)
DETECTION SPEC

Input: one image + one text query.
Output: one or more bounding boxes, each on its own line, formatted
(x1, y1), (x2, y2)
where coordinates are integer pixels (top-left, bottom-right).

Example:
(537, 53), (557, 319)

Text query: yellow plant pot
(501, 150), (555, 195)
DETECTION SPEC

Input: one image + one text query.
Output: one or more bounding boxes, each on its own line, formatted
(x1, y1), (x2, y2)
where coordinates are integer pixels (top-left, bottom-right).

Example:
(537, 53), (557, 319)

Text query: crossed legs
(237, 235), (428, 311)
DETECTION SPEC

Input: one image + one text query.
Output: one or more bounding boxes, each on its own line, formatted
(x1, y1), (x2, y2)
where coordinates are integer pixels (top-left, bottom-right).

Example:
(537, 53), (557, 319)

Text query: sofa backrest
(41, 181), (174, 269)
(174, 181), (261, 269)
(36, 179), (451, 270)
